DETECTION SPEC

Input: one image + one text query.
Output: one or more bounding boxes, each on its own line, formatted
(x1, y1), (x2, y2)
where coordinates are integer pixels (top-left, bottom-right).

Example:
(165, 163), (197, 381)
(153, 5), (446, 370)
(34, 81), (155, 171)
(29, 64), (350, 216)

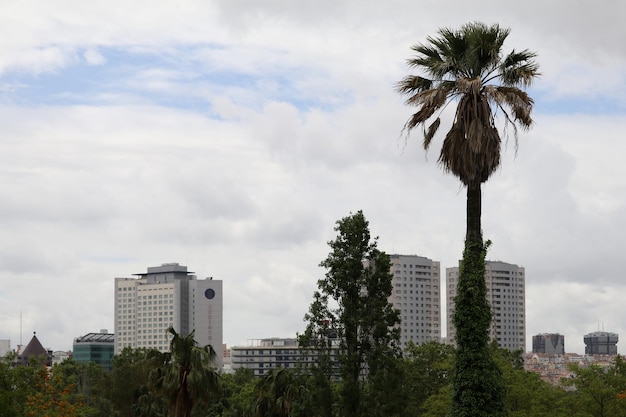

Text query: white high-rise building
(114, 263), (223, 361)
(446, 261), (525, 351)
(388, 254), (441, 348)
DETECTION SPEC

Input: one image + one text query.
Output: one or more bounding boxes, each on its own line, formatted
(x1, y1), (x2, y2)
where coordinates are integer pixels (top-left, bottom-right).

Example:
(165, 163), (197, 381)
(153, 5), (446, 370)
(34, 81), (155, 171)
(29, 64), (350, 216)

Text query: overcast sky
(1, 0), (625, 355)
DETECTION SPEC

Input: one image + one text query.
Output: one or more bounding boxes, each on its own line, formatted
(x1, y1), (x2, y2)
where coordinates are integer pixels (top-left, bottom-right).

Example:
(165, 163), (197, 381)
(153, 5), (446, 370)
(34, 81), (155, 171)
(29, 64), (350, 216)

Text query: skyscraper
(388, 254), (441, 348)
(114, 263), (223, 360)
(446, 260), (525, 351)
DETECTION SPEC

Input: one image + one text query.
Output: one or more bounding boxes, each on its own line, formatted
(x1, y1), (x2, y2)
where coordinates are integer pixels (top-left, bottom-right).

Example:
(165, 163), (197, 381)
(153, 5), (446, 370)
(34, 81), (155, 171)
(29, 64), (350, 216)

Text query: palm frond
(424, 118), (441, 150)
(487, 86), (534, 129)
(395, 75), (433, 95)
(463, 22), (509, 77)
(399, 22), (538, 186)
(499, 49), (540, 87)
(401, 85), (450, 133)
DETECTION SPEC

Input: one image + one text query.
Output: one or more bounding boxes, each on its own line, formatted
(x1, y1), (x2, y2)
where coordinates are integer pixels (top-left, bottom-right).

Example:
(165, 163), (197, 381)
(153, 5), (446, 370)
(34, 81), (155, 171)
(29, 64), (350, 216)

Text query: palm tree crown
(397, 21), (539, 187)
(149, 327), (221, 417)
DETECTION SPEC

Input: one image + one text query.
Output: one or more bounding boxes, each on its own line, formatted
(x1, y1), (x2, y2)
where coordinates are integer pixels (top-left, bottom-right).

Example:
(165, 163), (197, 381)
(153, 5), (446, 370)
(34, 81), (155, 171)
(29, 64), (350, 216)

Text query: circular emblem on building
(204, 288), (216, 299)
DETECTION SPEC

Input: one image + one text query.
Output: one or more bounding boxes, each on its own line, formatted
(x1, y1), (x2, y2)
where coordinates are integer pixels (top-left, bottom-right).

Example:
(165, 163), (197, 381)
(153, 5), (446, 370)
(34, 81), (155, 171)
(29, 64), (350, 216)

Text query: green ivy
(450, 239), (507, 417)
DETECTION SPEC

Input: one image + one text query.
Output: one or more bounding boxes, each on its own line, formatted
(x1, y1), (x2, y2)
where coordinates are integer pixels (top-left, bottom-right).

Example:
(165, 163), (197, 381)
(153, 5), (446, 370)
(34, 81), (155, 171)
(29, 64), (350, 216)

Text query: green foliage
(215, 368), (258, 417)
(565, 356), (626, 417)
(400, 341), (455, 415)
(110, 346), (159, 417)
(421, 385), (452, 417)
(492, 347), (570, 417)
(25, 365), (90, 417)
(250, 368), (308, 417)
(0, 353), (39, 417)
(300, 211), (401, 417)
(51, 359), (114, 417)
(451, 240), (506, 417)
(148, 326), (222, 417)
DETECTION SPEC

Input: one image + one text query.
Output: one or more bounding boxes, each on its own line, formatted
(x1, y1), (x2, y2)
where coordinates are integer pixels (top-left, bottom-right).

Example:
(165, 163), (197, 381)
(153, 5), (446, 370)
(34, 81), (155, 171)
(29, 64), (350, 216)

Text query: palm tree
(251, 368), (304, 417)
(149, 327), (222, 417)
(397, 22), (539, 417)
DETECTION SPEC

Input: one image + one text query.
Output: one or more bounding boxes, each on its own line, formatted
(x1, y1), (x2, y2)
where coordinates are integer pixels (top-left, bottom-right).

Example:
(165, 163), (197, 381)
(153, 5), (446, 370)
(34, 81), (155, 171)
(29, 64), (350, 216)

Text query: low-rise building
(231, 337), (340, 378)
(73, 330), (115, 371)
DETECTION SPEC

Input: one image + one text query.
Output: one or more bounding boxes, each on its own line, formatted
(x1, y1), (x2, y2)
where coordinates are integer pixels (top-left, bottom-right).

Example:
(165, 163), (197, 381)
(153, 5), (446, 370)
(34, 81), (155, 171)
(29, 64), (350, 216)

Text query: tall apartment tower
(388, 254), (441, 348)
(446, 261), (525, 351)
(114, 263), (223, 361)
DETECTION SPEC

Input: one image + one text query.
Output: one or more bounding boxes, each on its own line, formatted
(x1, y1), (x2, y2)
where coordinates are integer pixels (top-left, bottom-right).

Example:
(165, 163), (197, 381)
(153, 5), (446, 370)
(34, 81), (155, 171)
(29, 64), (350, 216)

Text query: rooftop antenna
(20, 311), (22, 347)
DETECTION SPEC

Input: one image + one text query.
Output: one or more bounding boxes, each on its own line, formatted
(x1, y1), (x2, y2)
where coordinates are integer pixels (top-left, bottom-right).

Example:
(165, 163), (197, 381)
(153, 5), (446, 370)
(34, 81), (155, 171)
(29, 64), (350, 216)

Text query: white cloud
(83, 48), (106, 66)
(0, 0), (624, 354)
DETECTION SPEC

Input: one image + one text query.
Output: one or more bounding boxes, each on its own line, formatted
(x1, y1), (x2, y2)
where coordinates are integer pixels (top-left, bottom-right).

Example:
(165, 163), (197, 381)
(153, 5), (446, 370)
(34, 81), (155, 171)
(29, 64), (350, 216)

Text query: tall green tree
(397, 22), (539, 417)
(149, 327), (222, 417)
(300, 211), (401, 417)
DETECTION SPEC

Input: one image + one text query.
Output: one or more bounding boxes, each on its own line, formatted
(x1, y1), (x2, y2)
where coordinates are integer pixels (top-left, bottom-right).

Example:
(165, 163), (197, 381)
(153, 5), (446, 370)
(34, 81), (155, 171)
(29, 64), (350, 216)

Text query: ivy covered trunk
(450, 183), (506, 417)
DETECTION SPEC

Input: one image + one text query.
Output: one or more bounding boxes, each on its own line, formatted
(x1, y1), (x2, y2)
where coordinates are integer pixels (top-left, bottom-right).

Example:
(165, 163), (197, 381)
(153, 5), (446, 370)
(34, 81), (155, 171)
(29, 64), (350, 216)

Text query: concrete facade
(231, 337), (340, 378)
(388, 255), (441, 348)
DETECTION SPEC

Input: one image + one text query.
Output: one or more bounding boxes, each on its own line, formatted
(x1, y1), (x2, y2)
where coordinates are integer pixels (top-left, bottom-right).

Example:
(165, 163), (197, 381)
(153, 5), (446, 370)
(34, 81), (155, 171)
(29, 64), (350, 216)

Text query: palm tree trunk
(450, 182), (506, 417)
(466, 183), (482, 245)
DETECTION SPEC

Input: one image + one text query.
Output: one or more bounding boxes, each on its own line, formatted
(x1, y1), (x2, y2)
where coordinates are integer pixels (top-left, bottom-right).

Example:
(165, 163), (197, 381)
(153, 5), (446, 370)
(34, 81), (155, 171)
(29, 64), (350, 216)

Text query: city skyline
(1, 257), (620, 357)
(1, 1), (625, 355)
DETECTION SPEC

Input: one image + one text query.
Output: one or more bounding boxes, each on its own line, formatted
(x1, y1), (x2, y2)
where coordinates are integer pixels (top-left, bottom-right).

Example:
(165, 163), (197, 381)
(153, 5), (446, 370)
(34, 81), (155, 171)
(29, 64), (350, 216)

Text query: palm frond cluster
(397, 22), (539, 186)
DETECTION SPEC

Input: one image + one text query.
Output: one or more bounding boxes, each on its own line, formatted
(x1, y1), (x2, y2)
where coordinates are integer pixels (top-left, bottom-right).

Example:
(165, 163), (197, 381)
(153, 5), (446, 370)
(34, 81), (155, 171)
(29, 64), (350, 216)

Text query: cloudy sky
(1, 0), (625, 355)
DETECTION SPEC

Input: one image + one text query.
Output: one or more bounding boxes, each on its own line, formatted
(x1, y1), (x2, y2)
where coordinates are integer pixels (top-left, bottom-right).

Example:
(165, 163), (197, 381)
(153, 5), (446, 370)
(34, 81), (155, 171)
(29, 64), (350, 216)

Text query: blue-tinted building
(73, 331), (115, 371)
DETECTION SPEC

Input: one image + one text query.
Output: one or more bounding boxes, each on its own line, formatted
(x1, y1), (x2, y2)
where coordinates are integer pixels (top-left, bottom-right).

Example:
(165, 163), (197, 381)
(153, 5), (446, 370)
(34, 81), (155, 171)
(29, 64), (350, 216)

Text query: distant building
(222, 343), (232, 373)
(447, 261), (526, 351)
(114, 263), (223, 366)
(532, 333), (565, 354)
(388, 255), (441, 348)
(52, 351), (71, 365)
(0, 340), (10, 357)
(524, 352), (617, 386)
(584, 331), (618, 355)
(231, 337), (340, 378)
(17, 332), (51, 366)
(73, 330), (115, 371)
